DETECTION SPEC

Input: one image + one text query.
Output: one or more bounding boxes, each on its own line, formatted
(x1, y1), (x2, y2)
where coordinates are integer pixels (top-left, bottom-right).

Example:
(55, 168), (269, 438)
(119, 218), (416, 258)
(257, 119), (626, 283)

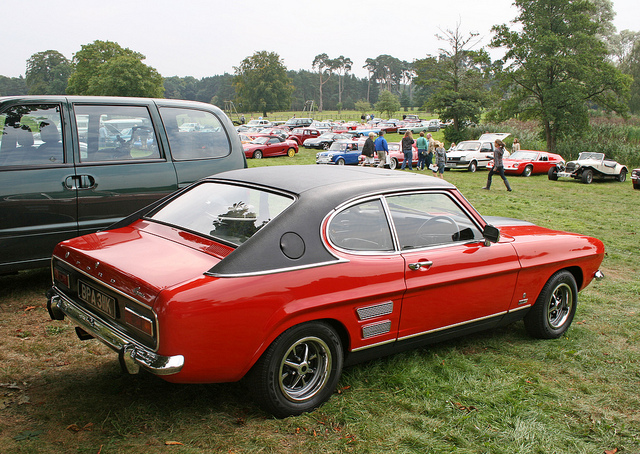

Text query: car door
(478, 142), (494, 166)
(71, 102), (179, 236)
(0, 100), (78, 272)
(384, 192), (521, 341)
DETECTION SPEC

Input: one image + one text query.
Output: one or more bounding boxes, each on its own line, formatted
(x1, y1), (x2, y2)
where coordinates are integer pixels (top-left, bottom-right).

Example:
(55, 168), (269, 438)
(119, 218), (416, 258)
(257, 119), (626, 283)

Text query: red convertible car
(242, 135), (298, 159)
(47, 166), (604, 417)
(487, 150), (565, 176)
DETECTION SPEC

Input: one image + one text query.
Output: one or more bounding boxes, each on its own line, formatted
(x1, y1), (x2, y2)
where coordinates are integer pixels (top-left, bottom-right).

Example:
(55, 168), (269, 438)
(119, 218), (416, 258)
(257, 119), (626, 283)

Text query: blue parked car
(315, 140), (362, 165)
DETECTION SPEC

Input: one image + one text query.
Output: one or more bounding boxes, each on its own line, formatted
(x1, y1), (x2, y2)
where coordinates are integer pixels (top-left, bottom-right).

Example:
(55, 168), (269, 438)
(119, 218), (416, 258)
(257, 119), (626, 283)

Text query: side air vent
(356, 301), (393, 321)
(362, 320), (392, 339)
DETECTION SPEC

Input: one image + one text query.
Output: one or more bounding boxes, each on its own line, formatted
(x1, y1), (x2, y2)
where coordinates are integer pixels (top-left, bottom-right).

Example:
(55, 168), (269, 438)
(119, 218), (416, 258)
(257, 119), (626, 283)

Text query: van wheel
(249, 322), (343, 418)
(253, 150), (263, 159)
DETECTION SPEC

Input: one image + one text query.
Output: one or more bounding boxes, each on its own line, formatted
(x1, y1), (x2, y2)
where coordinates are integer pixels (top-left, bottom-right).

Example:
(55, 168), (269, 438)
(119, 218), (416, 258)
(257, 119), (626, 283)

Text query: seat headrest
(17, 126), (34, 147)
(39, 121), (60, 143)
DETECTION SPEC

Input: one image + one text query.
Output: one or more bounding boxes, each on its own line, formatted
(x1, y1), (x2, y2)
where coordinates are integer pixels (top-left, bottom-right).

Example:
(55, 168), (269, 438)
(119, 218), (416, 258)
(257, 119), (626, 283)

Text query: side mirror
(483, 224), (501, 245)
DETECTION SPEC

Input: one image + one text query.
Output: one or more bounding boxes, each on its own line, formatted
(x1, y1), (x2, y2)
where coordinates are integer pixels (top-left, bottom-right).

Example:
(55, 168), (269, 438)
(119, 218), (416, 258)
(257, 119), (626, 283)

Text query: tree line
(0, 0), (638, 153)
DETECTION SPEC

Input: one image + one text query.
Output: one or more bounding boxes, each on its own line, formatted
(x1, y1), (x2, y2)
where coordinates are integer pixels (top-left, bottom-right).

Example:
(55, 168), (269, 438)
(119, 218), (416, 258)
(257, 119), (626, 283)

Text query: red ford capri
(47, 166), (604, 417)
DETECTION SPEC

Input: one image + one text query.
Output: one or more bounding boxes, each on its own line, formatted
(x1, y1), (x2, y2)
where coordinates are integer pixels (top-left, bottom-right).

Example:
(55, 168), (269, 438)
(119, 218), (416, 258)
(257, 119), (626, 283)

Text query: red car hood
(53, 220), (229, 306)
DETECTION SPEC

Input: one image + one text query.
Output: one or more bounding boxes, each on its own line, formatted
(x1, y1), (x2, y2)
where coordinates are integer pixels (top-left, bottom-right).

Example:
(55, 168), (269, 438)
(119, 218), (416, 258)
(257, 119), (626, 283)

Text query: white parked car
(549, 152), (628, 184)
(445, 133), (511, 172)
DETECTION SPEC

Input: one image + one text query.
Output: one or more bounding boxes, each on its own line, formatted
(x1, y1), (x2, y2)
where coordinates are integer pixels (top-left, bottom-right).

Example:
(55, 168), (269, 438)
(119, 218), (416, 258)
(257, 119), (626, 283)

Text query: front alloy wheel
(253, 150), (263, 159)
(468, 161), (477, 172)
(581, 169), (593, 184)
(524, 270), (578, 339)
(249, 322), (343, 418)
(522, 165), (533, 177)
(287, 148), (296, 158)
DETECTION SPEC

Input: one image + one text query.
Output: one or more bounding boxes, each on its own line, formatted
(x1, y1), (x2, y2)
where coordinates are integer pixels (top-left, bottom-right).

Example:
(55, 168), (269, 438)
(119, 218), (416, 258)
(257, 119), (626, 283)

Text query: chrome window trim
(323, 189), (486, 257)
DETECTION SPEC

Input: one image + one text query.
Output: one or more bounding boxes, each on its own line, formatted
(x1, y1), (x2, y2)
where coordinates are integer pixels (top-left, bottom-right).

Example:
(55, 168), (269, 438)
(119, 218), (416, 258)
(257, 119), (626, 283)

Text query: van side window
(74, 105), (160, 162)
(0, 104), (64, 167)
(159, 107), (231, 160)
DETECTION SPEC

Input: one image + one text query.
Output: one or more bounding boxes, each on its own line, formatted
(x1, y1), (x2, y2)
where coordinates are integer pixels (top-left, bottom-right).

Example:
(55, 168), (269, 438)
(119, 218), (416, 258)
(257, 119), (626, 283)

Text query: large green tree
(414, 24), (493, 144)
(66, 40), (163, 97)
(25, 50), (72, 95)
(490, 0), (631, 152)
(234, 51), (293, 117)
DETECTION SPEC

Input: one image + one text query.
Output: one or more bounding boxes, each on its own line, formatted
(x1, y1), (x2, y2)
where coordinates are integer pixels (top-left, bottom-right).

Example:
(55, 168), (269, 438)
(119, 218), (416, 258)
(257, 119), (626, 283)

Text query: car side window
(328, 199), (394, 252)
(74, 105), (160, 162)
(160, 107), (230, 160)
(0, 104), (64, 167)
(386, 193), (483, 250)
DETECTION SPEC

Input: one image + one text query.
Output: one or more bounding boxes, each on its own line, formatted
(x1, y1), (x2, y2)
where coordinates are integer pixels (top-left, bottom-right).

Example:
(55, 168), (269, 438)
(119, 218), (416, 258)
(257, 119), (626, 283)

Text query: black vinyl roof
(206, 166), (456, 277)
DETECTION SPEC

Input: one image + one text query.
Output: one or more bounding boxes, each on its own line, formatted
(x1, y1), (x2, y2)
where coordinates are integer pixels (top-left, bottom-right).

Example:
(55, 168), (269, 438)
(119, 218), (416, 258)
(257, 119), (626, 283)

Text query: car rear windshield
(148, 182), (295, 247)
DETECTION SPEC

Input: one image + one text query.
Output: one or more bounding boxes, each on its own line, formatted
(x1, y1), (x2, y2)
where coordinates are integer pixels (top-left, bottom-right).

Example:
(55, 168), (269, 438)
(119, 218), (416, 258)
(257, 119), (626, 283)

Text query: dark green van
(0, 96), (247, 274)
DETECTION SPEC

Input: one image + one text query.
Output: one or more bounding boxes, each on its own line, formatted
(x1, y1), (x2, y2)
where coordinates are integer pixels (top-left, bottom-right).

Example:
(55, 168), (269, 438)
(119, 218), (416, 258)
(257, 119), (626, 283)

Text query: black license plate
(78, 280), (116, 318)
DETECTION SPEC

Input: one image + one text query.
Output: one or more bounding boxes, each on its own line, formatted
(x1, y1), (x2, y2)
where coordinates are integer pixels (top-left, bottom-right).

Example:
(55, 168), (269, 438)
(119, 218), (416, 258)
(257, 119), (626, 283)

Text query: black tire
(548, 167), (558, 180)
(336, 158), (345, 166)
(322, 142), (330, 150)
(253, 150), (263, 159)
(581, 169), (593, 184)
(468, 161), (477, 173)
(617, 168), (627, 182)
(249, 322), (343, 418)
(522, 165), (533, 177)
(634, 182), (640, 190)
(524, 270), (578, 339)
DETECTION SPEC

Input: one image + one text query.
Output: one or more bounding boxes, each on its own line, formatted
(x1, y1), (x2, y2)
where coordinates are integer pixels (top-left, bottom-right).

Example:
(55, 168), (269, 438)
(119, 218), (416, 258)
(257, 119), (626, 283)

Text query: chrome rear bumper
(47, 288), (184, 376)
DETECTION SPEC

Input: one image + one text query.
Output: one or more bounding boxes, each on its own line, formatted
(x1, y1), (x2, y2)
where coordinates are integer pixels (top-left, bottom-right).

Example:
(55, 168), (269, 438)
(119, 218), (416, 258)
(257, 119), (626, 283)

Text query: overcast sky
(1, 0), (637, 80)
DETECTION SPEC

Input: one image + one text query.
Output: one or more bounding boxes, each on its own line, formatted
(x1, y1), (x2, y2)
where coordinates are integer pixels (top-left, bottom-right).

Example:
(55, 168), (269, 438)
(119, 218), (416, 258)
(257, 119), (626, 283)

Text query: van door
(0, 101), (77, 272)
(71, 103), (179, 236)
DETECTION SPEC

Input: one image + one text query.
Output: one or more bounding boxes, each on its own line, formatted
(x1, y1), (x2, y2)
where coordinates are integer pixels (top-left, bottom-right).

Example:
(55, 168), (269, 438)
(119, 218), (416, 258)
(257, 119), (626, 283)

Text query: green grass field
(1, 149), (638, 453)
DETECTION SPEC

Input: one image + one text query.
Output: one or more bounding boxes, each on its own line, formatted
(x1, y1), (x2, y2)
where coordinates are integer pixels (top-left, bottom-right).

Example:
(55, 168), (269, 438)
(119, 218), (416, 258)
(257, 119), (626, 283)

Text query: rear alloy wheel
(249, 322), (343, 418)
(253, 150), (263, 159)
(524, 270), (578, 339)
(617, 168), (627, 182)
(581, 169), (593, 184)
(468, 161), (477, 173)
(287, 148), (296, 158)
(522, 165), (533, 177)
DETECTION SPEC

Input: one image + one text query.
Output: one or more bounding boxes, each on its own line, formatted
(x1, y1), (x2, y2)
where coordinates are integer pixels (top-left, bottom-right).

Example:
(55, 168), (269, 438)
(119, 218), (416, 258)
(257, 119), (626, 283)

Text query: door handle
(64, 175), (96, 190)
(408, 260), (433, 271)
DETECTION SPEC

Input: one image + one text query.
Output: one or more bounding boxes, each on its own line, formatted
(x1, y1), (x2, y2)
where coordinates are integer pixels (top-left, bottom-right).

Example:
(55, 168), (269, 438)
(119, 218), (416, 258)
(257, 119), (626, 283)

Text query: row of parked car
(237, 120), (639, 188)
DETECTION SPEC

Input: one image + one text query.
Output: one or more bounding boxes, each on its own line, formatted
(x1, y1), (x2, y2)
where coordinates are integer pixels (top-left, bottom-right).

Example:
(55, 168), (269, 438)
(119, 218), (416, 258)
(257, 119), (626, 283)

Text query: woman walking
(483, 139), (512, 191)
